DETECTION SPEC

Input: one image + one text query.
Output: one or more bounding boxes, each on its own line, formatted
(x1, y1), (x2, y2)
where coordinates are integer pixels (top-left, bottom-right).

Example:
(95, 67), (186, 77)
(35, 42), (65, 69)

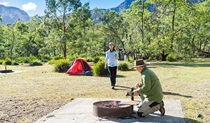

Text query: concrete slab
(34, 98), (185, 123)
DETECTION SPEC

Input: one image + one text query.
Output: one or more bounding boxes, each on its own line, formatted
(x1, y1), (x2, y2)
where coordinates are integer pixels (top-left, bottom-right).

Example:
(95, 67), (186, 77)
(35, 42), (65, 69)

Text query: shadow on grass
(153, 62), (210, 67)
(116, 75), (126, 78)
(113, 85), (132, 91)
(163, 91), (193, 98)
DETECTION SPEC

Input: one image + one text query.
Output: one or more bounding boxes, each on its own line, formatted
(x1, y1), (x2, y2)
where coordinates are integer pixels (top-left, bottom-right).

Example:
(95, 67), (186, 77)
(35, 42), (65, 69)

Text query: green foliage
(0, 1), (209, 61)
(12, 61), (19, 65)
(29, 61), (43, 66)
(86, 57), (94, 62)
(16, 56), (37, 63)
(53, 55), (64, 60)
(93, 57), (101, 63)
(38, 54), (52, 62)
(54, 59), (71, 73)
(0, 59), (3, 65)
(93, 61), (109, 76)
(3, 58), (12, 65)
(118, 62), (129, 71)
(166, 54), (178, 62)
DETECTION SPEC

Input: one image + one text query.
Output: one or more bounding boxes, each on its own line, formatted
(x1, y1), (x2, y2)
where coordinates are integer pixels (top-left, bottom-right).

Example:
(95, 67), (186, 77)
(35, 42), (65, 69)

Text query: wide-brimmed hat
(133, 59), (149, 68)
(109, 42), (115, 46)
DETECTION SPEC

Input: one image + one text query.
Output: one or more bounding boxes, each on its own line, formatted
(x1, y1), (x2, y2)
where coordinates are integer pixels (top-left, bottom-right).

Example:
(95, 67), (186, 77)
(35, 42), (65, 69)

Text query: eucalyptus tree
(66, 2), (93, 58)
(13, 20), (30, 57)
(0, 23), (4, 59)
(45, 0), (82, 58)
(123, 0), (161, 60)
(25, 16), (48, 57)
(180, 1), (210, 56)
(99, 10), (128, 52)
(3, 23), (18, 59)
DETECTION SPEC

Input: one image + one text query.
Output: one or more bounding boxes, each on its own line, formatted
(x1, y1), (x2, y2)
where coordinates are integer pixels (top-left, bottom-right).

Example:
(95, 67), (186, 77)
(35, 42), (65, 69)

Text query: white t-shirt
(105, 50), (118, 67)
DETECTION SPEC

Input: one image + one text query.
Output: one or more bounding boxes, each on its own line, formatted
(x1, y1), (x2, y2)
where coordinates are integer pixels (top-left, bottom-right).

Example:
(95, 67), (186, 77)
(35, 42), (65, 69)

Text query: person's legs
(137, 100), (160, 117)
(108, 67), (116, 88)
(112, 66), (117, 86)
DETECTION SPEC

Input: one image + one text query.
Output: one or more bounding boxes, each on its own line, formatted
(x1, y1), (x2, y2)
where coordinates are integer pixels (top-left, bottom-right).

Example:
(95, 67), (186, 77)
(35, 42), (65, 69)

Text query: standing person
(104, 42), (119, 89)
(132, 59), (165, 117)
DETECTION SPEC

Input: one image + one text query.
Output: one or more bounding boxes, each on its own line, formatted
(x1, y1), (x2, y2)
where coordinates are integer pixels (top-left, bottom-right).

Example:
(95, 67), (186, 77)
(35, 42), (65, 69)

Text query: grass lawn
(0, 59), (210, 123)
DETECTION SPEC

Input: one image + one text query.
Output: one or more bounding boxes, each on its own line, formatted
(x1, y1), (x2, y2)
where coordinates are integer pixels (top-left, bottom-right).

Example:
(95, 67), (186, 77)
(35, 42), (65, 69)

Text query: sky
(0, 0), (125, 17)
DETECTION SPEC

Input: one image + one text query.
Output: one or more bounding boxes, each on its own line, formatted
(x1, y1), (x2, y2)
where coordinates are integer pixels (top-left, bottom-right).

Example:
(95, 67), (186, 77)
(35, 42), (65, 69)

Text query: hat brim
(132, 63), (150, 68)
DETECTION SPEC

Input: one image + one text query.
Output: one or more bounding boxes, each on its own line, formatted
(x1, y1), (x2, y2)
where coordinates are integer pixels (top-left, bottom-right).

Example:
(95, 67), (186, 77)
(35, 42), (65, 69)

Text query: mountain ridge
(0, 4), (30, 25)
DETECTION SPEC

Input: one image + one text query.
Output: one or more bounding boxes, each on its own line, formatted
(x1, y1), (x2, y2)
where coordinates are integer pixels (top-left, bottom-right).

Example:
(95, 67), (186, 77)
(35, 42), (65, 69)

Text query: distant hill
(0, 0), (204, 24)
(0, 5), (30, 25)
(91, 0), (204, 23)
(108, 0), (135, 13)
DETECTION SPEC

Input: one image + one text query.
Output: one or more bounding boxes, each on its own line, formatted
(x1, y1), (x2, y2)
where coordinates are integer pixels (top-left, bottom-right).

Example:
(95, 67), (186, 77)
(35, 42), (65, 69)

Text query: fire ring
(93, 100), (133, 118)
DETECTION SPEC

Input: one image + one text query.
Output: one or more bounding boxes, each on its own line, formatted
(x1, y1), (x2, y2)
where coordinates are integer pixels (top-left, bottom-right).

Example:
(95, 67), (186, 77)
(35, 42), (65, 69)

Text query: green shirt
(138, 67), (163, 103)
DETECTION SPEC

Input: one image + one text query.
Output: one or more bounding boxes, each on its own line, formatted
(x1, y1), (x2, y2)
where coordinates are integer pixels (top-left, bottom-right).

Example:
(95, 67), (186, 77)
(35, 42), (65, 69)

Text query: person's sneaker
(159, 101), (165, 116)
(112, 86), (115, 89)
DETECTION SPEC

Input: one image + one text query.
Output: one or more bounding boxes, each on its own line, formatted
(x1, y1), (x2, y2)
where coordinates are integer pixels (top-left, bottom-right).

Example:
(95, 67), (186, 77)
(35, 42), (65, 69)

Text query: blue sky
(0, 0), (125, 16)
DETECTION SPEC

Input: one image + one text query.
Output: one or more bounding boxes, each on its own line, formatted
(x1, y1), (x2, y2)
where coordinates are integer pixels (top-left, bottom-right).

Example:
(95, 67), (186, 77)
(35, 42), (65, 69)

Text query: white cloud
(22, 2), (37, 11)
(0, 2), (9, 6)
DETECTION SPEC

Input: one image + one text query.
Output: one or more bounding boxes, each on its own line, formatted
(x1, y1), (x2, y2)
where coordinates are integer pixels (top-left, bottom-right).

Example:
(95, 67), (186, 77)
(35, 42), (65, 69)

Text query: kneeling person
(133, 59), (165, 117)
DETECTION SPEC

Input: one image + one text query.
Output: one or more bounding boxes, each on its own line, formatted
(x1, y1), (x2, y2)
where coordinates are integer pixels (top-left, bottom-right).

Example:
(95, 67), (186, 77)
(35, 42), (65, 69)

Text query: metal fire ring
(93, 100), (133, 118)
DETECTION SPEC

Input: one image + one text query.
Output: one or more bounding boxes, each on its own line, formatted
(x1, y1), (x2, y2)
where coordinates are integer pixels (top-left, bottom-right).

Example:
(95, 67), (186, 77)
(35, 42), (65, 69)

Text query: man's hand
(133, 88), (140, 96)
(135, 83), (140, 88)
(104, 65), (107, 69)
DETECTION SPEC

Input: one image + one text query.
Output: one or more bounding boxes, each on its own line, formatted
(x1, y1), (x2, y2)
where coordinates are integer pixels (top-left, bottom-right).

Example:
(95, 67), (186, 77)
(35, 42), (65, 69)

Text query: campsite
(0, 0), (210, 123)
(0, 59), (210, 123)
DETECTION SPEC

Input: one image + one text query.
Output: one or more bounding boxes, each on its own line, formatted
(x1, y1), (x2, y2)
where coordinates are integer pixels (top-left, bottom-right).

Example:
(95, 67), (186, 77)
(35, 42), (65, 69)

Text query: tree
(99, 10), (128, 52)
(45, 0), (82, 58)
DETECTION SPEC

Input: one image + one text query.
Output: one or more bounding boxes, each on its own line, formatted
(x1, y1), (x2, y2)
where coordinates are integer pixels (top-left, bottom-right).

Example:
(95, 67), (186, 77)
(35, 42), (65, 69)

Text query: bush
(3, 58), (12, 65)
(166, 54), (178, 62)
(39, 54), (52, 62)
(16, 57), (37, 63)
(93, 57), (101, 63)
(29, 61), (43, 66)
(54, 59), (70, 73)
(12, 61), (19, 65)
(93, 61), (109, 76)
(118, 62), (129, 71)
(53, 55), (64, 60)
(0, 59), (3, 65)
(86, 57), (94, 62)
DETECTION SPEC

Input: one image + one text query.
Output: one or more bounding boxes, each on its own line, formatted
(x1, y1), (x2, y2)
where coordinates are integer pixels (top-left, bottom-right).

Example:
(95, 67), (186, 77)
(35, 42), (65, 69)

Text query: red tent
(66, 58), (93, 75)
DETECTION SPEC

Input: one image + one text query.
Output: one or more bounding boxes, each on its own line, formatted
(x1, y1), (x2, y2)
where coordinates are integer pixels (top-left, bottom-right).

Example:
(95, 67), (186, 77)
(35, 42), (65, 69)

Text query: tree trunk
(63, 6), (67, 59)
(142, 0), (145, 43)
(171, 0), (176, 50)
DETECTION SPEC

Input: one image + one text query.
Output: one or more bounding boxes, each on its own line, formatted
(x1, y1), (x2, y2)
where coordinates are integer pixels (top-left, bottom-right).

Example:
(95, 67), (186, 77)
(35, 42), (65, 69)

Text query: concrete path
(34, 98), (185, 123)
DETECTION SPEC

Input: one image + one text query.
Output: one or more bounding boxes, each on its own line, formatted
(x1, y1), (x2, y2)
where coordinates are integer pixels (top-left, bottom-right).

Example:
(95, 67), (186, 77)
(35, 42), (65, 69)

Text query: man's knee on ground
(137, 104), (160, 117)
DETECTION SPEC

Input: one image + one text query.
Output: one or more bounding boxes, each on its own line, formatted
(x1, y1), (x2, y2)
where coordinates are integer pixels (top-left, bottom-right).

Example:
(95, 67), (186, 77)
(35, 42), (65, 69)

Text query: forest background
(0, 0), (209, 63)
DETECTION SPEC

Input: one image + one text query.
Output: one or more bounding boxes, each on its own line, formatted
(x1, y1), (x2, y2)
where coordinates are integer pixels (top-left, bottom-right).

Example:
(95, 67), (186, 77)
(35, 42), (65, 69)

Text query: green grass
(0, 60), (210, 123)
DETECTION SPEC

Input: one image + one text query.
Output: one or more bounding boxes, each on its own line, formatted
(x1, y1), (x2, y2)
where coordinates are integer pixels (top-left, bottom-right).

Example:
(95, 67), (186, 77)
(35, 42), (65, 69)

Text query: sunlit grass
(0, 60), (210, 123)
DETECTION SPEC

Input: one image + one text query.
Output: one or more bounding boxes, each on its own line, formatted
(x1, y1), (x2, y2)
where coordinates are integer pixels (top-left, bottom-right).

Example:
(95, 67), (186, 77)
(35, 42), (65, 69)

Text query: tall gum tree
(45, 0), (82, 58)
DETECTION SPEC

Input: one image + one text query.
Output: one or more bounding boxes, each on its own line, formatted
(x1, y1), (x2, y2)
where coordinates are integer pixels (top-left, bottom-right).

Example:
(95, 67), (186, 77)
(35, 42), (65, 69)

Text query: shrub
(29, 61), (43, 66)
(86, 57), (94, 62)
(29, 56), (37, 61)
(39, 54), (52, 62)
(93, 61), (109, 76)
(118, 62), (129, 71)
(53, 55), (64, 60)
(0, 59), (3, 65)
(16, 57), (35, 63)
(3, 58), (12, 65)
(54, 59), (70, 73)
(93, 57), (101, 63)
(12, 61), (19, 65)
(166, 54), (177, 62)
